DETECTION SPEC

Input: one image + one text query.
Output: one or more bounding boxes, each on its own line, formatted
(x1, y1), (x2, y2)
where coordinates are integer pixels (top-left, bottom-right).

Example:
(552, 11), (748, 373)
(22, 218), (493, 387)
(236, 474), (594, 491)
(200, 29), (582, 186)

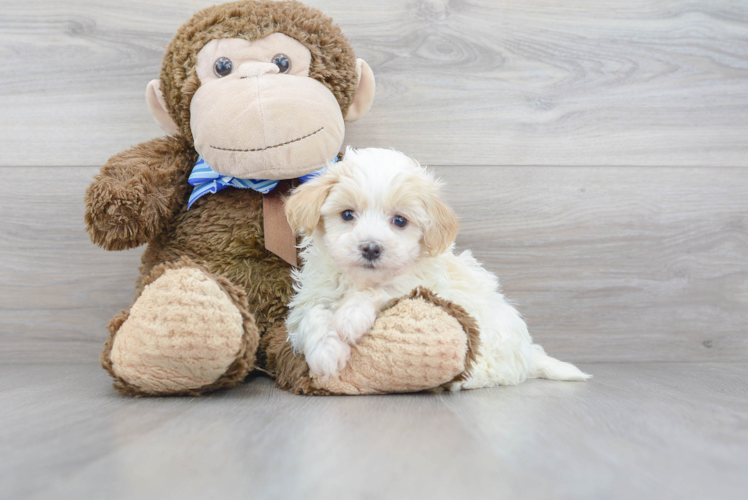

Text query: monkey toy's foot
(266, 288), (480, 395)
(101, 259), (259, 396)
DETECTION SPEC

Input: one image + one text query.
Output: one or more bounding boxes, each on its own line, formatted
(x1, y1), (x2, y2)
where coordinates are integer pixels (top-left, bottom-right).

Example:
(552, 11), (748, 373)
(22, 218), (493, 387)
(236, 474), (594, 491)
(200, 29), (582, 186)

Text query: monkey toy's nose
(238, 62), (280, 78)
(360, 242), (382, 261)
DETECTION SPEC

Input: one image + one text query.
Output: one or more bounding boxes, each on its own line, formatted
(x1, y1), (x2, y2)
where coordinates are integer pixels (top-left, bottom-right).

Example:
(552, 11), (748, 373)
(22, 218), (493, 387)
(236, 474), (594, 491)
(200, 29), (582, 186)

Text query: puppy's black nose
(360, 242), (382, 261)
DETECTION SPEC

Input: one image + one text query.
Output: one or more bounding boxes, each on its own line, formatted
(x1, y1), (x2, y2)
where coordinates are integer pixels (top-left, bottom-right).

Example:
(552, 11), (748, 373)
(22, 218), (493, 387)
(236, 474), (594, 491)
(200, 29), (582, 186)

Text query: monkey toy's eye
(392, 215), (408, 228)
(271, 53), (291, 74)
(341, 210), (355, 221)
(213, 57), (233, 77)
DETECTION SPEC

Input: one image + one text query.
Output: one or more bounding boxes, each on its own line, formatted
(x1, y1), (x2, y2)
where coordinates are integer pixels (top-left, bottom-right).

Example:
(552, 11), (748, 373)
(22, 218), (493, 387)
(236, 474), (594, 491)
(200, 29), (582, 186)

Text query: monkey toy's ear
(145, 79), (180, 136)
(344, 59), (375, 123)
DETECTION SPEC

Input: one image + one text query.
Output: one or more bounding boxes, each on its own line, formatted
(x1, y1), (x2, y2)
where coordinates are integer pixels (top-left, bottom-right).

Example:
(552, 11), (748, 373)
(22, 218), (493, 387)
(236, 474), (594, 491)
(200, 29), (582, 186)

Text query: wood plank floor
(1, 363), (746, 500)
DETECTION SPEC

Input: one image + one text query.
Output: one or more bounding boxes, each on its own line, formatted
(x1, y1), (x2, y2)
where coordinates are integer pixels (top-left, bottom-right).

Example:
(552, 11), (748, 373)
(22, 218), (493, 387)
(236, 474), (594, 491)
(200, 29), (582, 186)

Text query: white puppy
(285, 148), (590, 389)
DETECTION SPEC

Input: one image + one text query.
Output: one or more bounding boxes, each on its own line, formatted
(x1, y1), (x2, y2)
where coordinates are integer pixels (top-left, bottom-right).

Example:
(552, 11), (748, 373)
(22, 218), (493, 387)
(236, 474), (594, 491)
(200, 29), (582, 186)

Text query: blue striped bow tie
(187, 156), (334, 209)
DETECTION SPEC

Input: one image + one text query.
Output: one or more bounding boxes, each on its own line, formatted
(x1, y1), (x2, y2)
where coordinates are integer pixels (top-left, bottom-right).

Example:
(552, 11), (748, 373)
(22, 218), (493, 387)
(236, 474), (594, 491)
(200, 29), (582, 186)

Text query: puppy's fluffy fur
(285, 148), (590, 389)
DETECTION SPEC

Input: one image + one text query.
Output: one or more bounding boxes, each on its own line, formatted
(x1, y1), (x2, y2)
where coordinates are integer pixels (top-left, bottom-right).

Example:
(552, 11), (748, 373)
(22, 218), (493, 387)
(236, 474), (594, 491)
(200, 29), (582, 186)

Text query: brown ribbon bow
(262, 180), (298, 267)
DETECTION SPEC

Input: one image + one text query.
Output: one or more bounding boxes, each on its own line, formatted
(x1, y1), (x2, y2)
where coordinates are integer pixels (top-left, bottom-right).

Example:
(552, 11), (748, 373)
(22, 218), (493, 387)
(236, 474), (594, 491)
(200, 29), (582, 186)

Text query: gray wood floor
(1, 362), (747, 500)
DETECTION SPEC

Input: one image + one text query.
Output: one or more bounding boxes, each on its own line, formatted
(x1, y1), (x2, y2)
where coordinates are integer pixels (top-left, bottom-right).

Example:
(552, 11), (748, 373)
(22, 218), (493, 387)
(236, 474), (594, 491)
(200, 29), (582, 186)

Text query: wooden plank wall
(1, 0), (746, 363)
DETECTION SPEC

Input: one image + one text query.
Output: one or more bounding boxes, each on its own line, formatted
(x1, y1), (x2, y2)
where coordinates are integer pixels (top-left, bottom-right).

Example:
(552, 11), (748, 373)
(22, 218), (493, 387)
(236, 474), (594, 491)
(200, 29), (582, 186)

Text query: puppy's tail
(530, 345), (591, 382)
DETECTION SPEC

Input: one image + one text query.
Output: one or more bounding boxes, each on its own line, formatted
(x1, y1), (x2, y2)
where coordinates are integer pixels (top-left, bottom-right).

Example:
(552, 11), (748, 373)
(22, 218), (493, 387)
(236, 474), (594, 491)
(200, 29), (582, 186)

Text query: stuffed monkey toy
(85, 0), (480, 396)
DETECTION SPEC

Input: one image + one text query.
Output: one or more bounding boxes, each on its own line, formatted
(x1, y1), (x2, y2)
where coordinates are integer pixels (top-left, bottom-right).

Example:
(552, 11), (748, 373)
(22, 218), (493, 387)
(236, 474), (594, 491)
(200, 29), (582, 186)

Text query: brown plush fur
(84, 136), (195, 251)
(86, 0), (476, 396)
(160, 0), (359, 143)
(86, 0), (353, 395)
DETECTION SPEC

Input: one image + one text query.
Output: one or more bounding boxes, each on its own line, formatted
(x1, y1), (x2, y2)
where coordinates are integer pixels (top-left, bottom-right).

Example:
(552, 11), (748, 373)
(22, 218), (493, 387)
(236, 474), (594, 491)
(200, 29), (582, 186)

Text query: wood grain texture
(1, 363), (747, 500)
(2, 0), (748, 167)
(442, 166), (748, 362)
(1, 165), (745, 363)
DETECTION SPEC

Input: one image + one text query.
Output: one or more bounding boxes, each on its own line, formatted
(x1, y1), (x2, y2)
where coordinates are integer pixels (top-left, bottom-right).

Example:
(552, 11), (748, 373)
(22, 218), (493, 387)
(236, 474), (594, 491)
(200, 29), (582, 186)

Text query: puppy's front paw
(334, 304), (377, 344)
(305, 334), (351, 380)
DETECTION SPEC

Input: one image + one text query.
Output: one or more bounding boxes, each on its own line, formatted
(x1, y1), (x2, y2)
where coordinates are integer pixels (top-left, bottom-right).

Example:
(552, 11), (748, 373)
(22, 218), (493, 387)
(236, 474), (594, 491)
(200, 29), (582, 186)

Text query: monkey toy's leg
(101, 258), (259, 396)
(265, 288), (481, 395)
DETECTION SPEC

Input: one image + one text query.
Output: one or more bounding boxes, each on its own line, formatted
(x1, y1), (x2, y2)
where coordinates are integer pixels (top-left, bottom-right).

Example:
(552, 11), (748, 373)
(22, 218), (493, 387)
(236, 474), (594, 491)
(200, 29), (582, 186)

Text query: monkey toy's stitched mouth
(210, 127), (324, 153)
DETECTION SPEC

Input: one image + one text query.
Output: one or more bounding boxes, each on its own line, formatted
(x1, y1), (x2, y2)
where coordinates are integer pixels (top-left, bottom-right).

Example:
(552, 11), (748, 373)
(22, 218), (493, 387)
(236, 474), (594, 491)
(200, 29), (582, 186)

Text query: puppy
(284, 148), (590, 389)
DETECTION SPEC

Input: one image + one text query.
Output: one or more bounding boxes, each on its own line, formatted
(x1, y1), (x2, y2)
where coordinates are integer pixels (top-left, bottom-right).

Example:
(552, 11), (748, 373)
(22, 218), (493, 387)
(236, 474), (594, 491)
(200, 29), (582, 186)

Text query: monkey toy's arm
(84, 136), (195, 251)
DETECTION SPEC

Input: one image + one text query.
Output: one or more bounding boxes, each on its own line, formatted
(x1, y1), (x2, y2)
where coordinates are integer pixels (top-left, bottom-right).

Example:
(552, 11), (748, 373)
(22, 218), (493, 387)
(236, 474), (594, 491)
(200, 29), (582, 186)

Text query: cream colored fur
(285, 148), (591, 389)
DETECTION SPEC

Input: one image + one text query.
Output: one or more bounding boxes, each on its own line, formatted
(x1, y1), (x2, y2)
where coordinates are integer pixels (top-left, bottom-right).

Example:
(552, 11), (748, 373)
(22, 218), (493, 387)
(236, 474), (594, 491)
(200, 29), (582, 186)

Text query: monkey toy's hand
(85, 136), (193, 251)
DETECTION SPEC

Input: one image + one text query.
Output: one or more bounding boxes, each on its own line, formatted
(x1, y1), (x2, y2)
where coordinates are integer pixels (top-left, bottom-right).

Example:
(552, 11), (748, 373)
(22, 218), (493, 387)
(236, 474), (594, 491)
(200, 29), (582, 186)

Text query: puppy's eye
(271, 54), (291, 74)
(214, 57), (233, 77)
(392, 215), (408, 228)
(341, 210), (355, 221)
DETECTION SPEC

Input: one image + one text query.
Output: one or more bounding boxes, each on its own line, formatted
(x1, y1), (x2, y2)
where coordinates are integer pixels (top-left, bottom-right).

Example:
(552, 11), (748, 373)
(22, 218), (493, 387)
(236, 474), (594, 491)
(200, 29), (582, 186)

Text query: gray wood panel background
(0, 0), (746, 363)
(2, 0), (748, 167)
(1, 166), (746, 363)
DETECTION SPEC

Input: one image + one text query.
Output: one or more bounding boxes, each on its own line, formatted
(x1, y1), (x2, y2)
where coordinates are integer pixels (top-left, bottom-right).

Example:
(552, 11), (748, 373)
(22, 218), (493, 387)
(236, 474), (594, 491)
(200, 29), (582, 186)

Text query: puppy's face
(318, 170), (426, 283)
(286, 148), (458, 285)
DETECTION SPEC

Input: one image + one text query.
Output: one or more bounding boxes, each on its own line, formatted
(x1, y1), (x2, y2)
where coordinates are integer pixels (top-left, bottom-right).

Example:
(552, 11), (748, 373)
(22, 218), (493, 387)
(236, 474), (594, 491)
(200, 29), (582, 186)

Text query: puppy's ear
(422, 194), (459, 256)
(285, 173), (338, 236)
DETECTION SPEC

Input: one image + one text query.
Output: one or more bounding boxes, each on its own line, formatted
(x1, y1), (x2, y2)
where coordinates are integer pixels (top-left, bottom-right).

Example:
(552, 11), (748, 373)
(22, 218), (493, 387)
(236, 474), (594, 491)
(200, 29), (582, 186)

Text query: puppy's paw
(305, 333), (351, 380)
(334, 304), (377, 344)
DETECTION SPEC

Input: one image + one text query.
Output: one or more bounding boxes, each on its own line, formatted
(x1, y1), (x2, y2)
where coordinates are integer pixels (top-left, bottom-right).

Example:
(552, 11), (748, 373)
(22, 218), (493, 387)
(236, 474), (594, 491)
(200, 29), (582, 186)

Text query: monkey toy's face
(147, 32), (374, 180)
(191, 33), (341, 179)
